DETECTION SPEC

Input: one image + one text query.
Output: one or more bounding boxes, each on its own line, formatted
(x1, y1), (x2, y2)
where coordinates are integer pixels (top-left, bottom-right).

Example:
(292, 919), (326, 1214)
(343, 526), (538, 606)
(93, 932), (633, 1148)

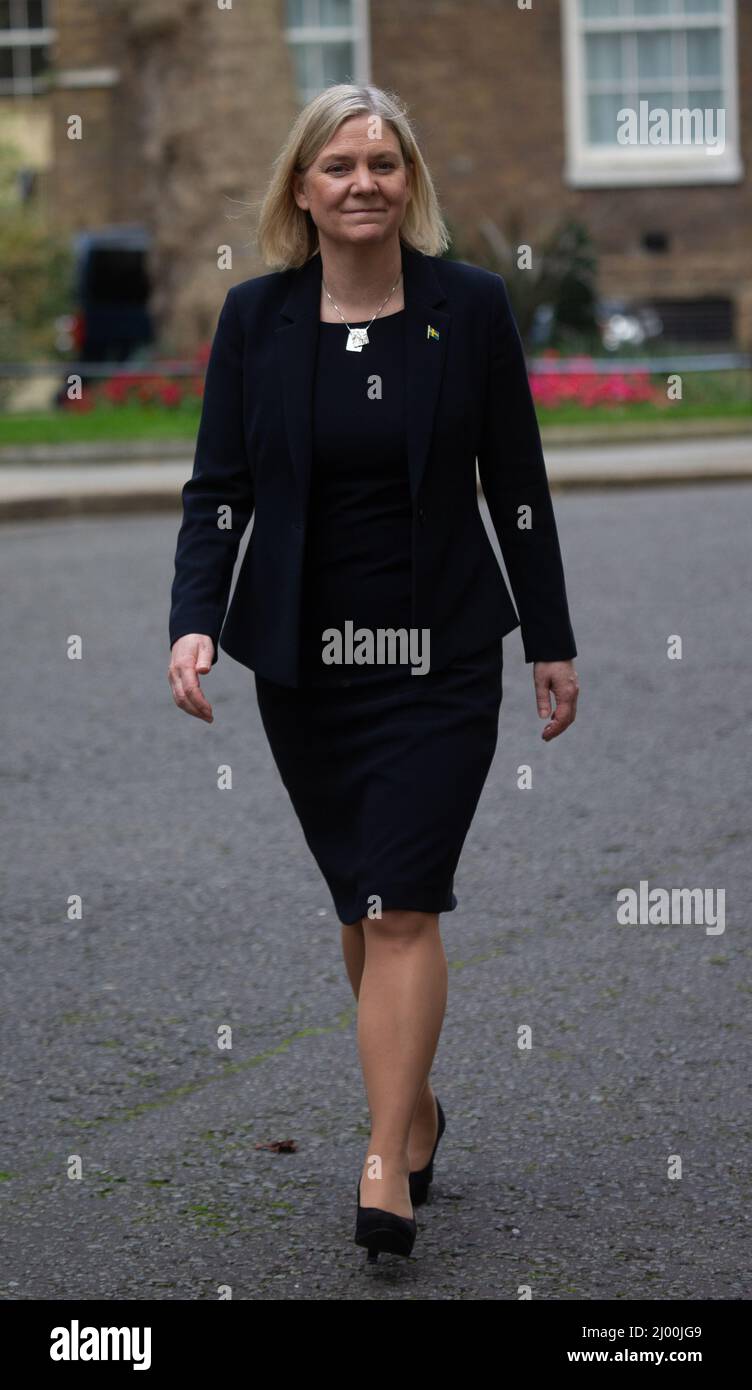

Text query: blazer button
(418, 507), (426, 523)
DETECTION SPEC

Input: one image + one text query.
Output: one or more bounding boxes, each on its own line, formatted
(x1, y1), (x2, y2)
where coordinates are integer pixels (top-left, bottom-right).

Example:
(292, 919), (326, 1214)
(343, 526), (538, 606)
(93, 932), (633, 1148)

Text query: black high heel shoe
(408, 1096), (446, 1207)
(355, 1177), (417, 1262)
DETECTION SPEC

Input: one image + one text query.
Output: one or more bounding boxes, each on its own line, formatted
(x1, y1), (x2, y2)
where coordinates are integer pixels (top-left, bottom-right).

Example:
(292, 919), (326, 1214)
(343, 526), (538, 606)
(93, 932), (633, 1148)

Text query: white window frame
(284, 0), (371, 106)
(561, 0), (743, 186)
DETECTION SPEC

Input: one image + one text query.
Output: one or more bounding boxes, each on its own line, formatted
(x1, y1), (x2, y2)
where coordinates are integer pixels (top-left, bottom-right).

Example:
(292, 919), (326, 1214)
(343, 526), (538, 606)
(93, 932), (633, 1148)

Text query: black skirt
(254, 639), (503, 926)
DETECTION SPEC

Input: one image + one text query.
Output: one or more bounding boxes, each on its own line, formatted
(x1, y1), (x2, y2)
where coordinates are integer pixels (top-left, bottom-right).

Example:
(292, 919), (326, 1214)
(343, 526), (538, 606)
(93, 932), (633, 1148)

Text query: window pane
(683, 0), (720, 12)
(582, 0), (623, 16)
(322, 40), (353, 83)
(637, 31), (673, 81)
(28, 0), (45, 28)
(320, 0), (352, 24)
(29, 43), (49, 77)
(687, 29), (721, 79)
(633, 0), (671, 13)
(687, 87), (723, 111)
(0, 47), (12, 79)
(285, 0), (305, 25)
(635, 88), (676, 111)
(0, 2), (10, 29)
(585, 33), (623, 81)
(289, 42), (320, 95)
(587, 92), (628, 142)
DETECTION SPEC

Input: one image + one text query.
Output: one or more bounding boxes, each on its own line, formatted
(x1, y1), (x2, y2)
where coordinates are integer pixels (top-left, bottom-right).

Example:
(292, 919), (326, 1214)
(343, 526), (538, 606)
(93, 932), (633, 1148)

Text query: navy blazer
(169, 239), (577, 687)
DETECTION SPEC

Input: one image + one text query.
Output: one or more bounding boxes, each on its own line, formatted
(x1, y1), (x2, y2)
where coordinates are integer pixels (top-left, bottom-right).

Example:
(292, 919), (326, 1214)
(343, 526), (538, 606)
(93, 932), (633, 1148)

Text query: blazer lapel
(275, 239), (450, 519)
(275, 253), (320, 528)
(402, 243), (450, 501)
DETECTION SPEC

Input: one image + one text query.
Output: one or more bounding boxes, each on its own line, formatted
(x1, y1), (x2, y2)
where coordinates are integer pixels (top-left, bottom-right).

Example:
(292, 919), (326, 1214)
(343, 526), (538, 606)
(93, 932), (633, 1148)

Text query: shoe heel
(408, 1097), (446, 1206)
(355, 1179), (417, 1260)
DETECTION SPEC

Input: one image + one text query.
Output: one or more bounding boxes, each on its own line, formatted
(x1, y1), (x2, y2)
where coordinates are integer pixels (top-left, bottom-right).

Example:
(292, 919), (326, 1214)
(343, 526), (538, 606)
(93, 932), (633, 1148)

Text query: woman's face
(293, 114), (411, 250)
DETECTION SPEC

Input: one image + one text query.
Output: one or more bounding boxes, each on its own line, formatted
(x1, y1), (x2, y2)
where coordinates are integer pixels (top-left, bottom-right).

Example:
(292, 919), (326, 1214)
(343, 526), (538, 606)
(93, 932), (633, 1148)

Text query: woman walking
(168, 84), (579, 1262)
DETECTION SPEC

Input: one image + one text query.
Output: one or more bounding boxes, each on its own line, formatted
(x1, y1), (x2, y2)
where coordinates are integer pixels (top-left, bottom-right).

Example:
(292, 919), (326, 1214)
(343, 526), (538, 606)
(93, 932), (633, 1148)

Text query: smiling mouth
(344, 209), (386, 214)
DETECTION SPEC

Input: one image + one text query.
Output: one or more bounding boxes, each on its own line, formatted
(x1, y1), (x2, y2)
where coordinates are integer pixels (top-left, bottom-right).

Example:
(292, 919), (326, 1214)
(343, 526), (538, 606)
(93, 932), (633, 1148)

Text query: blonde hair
(255, 84), (450, 269)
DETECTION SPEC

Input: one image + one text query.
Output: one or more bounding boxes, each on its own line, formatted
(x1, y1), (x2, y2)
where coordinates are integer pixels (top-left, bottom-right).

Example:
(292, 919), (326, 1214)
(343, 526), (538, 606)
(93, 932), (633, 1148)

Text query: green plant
(0, 136), (74, 404)
(471, 211), (599, 349)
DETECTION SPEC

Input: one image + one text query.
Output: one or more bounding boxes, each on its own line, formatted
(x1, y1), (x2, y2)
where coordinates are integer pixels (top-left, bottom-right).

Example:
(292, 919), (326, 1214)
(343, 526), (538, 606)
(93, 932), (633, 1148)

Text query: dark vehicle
(55, 226), (155, 401)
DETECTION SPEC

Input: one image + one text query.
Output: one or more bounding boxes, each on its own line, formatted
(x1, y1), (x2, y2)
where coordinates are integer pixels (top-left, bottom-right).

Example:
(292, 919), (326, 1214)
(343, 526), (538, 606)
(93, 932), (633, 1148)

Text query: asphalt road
(1, 483), (750, 1300)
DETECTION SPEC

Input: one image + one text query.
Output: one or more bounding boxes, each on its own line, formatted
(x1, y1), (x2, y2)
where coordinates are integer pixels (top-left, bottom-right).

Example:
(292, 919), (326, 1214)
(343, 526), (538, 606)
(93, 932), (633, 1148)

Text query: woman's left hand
(533, 660), (579, 741)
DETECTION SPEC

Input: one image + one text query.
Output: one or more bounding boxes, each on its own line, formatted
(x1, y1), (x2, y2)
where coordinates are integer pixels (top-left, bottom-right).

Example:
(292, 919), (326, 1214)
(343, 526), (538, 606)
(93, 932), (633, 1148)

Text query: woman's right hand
(168, 634), (215, 722)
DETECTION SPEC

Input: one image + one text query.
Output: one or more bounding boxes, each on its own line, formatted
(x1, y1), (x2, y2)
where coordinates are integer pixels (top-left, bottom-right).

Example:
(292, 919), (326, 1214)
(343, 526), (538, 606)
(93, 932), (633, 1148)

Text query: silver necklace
(322, 271), (402, 352)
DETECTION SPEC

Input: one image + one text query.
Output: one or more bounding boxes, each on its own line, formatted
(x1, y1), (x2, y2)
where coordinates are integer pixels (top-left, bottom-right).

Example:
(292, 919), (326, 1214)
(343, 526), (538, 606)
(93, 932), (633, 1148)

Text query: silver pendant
(346, 327), (369, 352)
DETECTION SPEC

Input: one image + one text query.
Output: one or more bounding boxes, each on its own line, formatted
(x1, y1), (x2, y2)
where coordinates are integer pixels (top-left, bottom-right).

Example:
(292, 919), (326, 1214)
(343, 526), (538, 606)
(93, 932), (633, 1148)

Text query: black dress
(254, 310), (503, 926)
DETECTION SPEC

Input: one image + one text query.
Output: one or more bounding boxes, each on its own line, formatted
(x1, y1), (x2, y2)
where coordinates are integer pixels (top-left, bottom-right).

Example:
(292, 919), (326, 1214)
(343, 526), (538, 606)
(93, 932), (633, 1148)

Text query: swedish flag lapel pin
(426, 324), (440, 341)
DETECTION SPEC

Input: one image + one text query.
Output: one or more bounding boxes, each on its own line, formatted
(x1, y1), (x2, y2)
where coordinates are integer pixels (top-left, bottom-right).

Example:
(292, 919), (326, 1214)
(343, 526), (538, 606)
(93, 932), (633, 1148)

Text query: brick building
(2, 0), (750, 349)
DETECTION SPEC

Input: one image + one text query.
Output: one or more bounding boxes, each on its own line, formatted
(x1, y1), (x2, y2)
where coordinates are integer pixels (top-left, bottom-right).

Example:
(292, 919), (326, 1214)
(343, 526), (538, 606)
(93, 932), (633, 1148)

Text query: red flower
(530, 364), (661, 409)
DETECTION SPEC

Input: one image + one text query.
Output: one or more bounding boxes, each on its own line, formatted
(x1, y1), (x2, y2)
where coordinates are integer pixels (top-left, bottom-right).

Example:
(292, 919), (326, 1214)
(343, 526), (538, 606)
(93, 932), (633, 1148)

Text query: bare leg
(342, 917), (440, 1172)
(353, 910), (447, 1218)
(341, 917), (366, 998)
